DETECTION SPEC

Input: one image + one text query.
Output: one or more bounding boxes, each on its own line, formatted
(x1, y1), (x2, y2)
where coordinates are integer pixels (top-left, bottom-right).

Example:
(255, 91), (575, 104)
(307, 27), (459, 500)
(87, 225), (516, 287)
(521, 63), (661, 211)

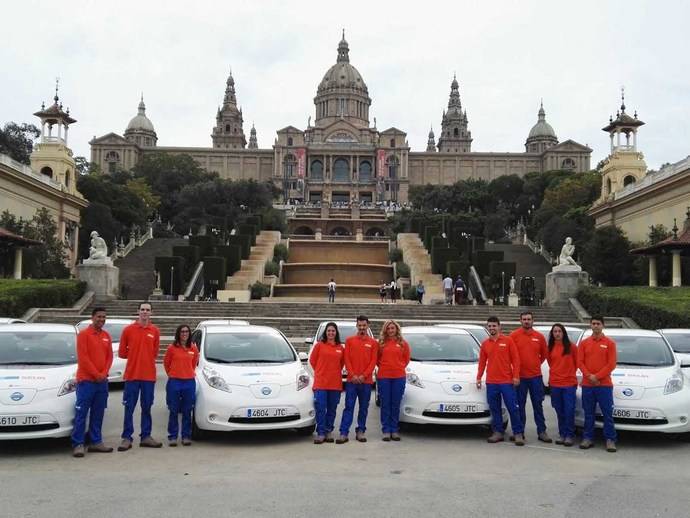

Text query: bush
(154, 256), (186, 296)
(189, 235), (216, 258)
(237, 224), (258, 245)
(260, 207), (287, 232)
(273, 243), (289, 262)
(403, 285), (418, 300)
(172, 246), (201, 280)
(431, 248), (461, 275)
(250, 281), (271, 300)
(214, 245), (242, 275)
(389, 248), (403, 263)
(446, 260), (470, 280)
(265, 260), (279, 276)
(228, 234), (252, 259)
(396, 261), (410, 278)
(203, 256), (227, 294)
(0, 279), (86, 317)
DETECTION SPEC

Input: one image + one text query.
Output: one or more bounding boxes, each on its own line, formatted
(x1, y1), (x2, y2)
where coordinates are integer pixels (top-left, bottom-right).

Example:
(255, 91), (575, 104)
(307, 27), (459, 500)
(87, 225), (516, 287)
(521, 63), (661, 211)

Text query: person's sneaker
(579, 439), (593, 449)
(508, 435), (515, 442)
(555, 436), (565, 445)
(324, 432), (334, 443)
(87, 443), (113, 453)
(181, 439), (192, 446)
(514, 434), (525, 446)
(72, 445), (85, 458)
(537, 432), (553, 443)
(606, 440), (617, 453)
(487, 432), (504, 443)
(335, 435), (349, 444)
(391, 433), (401, 441)
(168, 439), (177, 447)
(563, 437), (574, 447)
(117, 439), (132, 451)
(355, 431), (367, 443)
(382, 435), (392, 442)
(140, 436), (163, 448)
(313, 436), (325, 444)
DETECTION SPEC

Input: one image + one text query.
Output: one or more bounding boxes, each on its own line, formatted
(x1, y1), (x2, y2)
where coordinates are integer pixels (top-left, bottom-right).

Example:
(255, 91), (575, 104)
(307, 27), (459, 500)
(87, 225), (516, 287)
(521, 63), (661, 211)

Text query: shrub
(228, 234), (252, 259)
(214, 245), (243, 275)
(431, 248), (461, 275)
(389, 248), (403, 263)
(203, 256), (227, 294)
(172, 246), (201, 280)
(446, 260), (470, 280)
(403, 285), (418, 300)
(0, 279), (86, 317)
(189, 235), (216, 258)
(265, 260), (279, 276)
(273, 243), (289, 262)
(237, 224), (258, 245)
(250, 281), (271, 300)
(396, 261), (410, 278)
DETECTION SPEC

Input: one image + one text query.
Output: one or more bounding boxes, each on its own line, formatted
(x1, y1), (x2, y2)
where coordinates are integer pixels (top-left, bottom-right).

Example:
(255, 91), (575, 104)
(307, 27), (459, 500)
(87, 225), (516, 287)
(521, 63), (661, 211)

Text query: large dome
(527, 103), (556, 139)
(317, 34), (368, 95)
(126, 97), (155, 133)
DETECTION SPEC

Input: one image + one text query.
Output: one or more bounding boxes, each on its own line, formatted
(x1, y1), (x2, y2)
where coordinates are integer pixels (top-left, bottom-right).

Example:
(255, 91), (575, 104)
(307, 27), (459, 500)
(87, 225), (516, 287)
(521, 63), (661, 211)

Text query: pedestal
(508, 293), (519, 307)
(76, 262), (120, 300)
(545, 269), (589, 306)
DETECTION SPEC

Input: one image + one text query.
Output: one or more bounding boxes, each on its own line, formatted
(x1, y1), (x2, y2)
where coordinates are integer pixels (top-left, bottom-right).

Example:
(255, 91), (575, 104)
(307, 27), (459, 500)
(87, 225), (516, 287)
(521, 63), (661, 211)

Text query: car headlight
(664, 374), (684, 395)
(58, 377), (77, 397)
(406, 372), (424, 388)
(203, 367), (231, 392)
(297, 371), (310, 391)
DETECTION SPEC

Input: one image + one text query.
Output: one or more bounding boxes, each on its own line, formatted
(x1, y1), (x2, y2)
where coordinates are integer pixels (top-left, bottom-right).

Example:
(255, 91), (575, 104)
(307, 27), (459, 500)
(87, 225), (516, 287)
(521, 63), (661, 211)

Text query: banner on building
(296, 148), (306, 178)
(377, 149), (386, 178)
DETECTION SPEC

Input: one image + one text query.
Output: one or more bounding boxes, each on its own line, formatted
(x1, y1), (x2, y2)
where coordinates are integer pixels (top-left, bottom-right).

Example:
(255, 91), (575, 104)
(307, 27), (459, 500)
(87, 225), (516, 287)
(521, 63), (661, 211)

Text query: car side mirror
(680, 358), (690, 368)
(304, 338), (313, 345)
(298, 352), (308, 362)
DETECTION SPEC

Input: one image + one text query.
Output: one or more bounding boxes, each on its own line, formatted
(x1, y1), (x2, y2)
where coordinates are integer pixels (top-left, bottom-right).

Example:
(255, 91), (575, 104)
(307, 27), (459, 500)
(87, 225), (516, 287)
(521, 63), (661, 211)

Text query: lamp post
(170, 266), (174, 298)
(501, 270), (505, 305)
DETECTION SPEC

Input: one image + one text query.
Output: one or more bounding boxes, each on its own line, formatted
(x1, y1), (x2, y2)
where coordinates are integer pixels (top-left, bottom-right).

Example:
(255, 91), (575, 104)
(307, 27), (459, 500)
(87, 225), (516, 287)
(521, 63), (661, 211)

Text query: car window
(77, 322), (129, 343)
(204, 332), (296, 364)
(613, 336), (675, 367)
(0, 331), (77, 365)
(466, 328), (489, 342)
(405, 333), (480, 362)
(662, 333), (690, 354)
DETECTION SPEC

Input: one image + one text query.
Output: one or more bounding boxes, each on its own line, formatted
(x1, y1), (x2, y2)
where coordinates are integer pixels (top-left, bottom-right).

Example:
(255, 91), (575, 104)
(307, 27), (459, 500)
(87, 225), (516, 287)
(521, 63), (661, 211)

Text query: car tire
(296, 424), (315, 436)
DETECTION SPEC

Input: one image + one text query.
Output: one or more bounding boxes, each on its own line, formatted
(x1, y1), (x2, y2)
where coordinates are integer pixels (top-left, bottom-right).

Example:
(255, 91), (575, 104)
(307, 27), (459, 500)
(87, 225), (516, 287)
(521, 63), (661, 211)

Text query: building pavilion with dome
(90, 32), (591, 204)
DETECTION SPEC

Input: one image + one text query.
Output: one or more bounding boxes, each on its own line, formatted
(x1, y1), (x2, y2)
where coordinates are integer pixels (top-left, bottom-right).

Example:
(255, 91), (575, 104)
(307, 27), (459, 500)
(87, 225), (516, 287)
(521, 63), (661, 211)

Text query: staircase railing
(110, 223), (155, 261)
(183, 261), (205, 301)
(524, 235), (555, 265)
(468, 266), (487, 305)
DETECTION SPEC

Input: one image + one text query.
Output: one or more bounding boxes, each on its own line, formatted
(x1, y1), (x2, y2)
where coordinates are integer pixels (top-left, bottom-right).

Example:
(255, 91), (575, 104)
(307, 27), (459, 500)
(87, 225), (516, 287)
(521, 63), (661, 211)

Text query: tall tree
(0, 122), (40, 164)
(581, 226), (637, 286)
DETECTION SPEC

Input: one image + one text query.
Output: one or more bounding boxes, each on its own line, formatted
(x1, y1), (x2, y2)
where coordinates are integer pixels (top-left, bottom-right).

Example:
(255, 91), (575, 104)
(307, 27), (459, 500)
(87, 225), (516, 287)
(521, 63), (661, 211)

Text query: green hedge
(245, 215), (262, 230)
(488, 261), (517, 299)
(228, 235), (252, 260)
(446, 260), (470, 281)
(396, 261), (410, 278)
(154, 256), (186, 296)
(578, 286), (690, 328)
(214, 245), (243, 276)
(251, 281), (270, 300)
(265, 260), (279, 276)
(423, 225), (441, 251)
(0, 279), (86, 317)
(431, 247), (460, 275)
(403, 285), (418, 300)
(473, 250), (504, 278)
(389, 248), (403, 263)
(237, 224), (258, 245)
(188, 235), (216, 258)
(172, 246), (201, 280)
(273, 243), (289, 263)
(203, 256), (227, 293)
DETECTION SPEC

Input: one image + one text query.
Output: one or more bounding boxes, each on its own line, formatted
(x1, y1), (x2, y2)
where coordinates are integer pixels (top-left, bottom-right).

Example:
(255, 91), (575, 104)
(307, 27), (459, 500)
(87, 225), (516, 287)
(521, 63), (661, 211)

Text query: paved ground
(2, 368), (690, 518)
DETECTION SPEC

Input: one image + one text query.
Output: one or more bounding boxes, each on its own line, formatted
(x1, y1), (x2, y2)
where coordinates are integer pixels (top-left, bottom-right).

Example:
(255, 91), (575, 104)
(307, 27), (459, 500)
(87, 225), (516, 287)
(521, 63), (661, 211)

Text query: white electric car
(532, 325), (585, 387)
(76, 319), (133, 383)
(192, 324), (315, 438)
(399, 326), (502, 427)
(658, 329), (690, 372)
(435, 323), (489, 344)
(305, 320), (375, 378)
(574, 329), (690, 434)
(0, 318), (26, 324)
(0, 324), (78, 440)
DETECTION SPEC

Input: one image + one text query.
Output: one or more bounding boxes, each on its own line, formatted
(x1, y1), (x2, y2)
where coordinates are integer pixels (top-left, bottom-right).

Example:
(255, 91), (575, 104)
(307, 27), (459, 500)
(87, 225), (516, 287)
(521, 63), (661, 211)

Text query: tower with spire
(212, 69), (247, 149)
(437, 74), (472, 153)
(248, 123), (258, 149)
(426, 126), (436, 152)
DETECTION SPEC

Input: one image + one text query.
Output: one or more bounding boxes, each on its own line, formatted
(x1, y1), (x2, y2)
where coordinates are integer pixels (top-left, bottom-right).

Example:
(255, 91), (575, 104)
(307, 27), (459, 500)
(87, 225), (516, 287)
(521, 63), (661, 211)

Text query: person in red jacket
(117, 302), (162, 451)
(71, 306), (114, 458)
(164, 324), (199, 447)
(510, 311), (551, 443)
(309, 322), (345, 444)
(377, 320), (410, 441)
(476, 316), (524, 445)
(578, 316), (617, 452)
(337, 315), (378, 443)
(546, 324), (578, 447)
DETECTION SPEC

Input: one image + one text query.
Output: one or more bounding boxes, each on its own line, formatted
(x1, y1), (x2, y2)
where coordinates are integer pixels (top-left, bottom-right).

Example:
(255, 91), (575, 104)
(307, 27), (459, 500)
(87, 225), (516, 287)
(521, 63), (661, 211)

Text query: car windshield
(661, 333), (690, 354)
(611, 335), (675, 367)
(535, 327), (584, 343)
(315, 323), (368, 343)
(465, 328), (489, 342)
(77, 322), (129, 343)
(406, 333), (480, 362)
(0, 331), (77, 365)
(204, 332), (296, 364)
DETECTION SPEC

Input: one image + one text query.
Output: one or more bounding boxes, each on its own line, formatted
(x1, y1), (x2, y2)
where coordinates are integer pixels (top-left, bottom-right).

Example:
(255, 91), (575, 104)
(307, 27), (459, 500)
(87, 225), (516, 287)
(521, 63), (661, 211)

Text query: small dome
(126, 97), (155, 133)
(527, 103), (556, 139)
(317, 62), (368, 94)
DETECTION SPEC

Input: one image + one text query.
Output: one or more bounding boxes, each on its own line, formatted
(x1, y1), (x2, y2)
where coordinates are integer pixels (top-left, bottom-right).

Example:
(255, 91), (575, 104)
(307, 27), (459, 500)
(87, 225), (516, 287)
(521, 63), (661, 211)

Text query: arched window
(310, 160), (323, 180)
(225, 124), (231, 133)
(105, 151), (120, 162)
(40, 166), (53, 178)
(454, 127), (459, 137)
(623, 175), (636, 187)
(64, 169), (71, 189)
(390, 138), (395, 148)
(606, 177), (612, 195)
(387, 156), (399, 179)
(333, 158), (350, 182)
(287, 137), (293, 146)
(284, 154), (297, 178)
(561, 158), (576, 170)
(359, 160), (372, 181)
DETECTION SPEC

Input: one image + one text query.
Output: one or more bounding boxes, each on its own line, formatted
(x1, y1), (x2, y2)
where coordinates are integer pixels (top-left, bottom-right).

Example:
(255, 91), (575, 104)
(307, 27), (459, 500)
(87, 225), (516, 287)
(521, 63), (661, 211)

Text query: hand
(513, 378), (520, 387)
(358, 375), (365, 384)
(476, 380), (482, 389)
(588, 374), (599, 385)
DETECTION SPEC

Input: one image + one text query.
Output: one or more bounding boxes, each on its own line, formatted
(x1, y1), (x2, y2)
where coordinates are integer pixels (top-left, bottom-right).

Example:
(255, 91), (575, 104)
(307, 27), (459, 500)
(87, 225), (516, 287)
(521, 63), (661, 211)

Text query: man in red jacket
(117, 302), (162, 450)
(578, 316), (617, 452)
(337, 315), (378, 444)
(71, 306), (114, 457)
(476, 316), (524, 445)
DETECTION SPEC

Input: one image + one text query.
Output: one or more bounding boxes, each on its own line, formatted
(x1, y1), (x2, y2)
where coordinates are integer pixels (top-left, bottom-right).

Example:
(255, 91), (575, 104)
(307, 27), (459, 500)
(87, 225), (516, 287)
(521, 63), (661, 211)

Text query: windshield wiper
(225, 359), (286, 364)
(617, 361), (664, 367)
(205, 357), (234, 364)
(0, 361), (68, 365)
(430, 359), (475, 363)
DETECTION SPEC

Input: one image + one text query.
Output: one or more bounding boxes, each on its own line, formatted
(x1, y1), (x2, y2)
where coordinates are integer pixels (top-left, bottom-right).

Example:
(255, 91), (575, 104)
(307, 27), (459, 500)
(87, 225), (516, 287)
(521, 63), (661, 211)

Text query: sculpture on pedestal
(83, 231), (111, 264)
(553, 237), (582, 272)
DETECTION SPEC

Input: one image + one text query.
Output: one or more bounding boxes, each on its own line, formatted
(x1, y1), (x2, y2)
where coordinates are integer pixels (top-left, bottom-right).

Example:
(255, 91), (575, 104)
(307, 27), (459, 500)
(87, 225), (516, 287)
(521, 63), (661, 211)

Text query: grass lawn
(590, 287), (690, 313)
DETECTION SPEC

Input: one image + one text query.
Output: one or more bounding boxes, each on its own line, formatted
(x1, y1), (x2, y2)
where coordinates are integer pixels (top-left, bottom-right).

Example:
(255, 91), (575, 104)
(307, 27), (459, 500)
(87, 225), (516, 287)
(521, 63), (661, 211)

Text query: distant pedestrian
(379, 281), (387, 303)
(416, 280), (425, 304)
(310, 322), (345, 444)
(442, 275), (453, 305)
(547, 324), (578, 447)
(389, 279), (398, 304)
(327, 278), (336, 303)
(454, 275), (467, 305)
(164, 324), (199, 447)
(377, 320), (410, 441)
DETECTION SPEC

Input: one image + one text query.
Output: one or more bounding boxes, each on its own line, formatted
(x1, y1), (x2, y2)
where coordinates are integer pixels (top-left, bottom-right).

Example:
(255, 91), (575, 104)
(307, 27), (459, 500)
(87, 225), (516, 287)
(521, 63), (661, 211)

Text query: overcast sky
(3, 0), (688, 170)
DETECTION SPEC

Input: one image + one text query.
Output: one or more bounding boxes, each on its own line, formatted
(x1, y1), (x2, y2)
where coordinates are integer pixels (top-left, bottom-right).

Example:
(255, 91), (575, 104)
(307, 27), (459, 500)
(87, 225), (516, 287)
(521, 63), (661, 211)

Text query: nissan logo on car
(10, 392), (24, 401)
(622, 388), (634, 397)
(452, 384), (462, 393)
(261, 386), (272, 396)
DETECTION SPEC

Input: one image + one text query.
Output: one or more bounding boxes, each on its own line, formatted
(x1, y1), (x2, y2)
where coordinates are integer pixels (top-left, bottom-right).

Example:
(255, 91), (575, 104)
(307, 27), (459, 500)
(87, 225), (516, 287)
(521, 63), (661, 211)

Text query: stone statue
(509, 276), (516, 294)
(86, 231), (108, 261)
(553, 236), (582, 272)
(155, 270), (161, 289)
(307, 116), (311, 127)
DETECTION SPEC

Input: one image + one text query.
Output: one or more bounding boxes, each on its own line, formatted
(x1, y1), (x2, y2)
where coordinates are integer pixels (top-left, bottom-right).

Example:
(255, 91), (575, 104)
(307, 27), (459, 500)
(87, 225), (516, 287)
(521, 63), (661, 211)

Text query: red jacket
(76, 326), (113, 382)
(118, 322), (160, 382)
(164, 344), (199, 379)
(310, 342), (345, 390)
(510, 327), (548, 379)
(578, 334), (617, 387)
(377, 339), (410, 379)
(547, 341), (578, 387)
(344, 334), (378, 384)
(477, 335), (520, 384)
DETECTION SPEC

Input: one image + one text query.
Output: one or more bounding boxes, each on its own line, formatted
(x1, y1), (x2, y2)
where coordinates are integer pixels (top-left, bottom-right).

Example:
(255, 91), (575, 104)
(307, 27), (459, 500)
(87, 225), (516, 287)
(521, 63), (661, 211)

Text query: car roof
(581, 328), (663, 338)
(658, 329), (690, 334)
(77, 318), (134, 326)
(533, 325), (583, 333)
(196, 319), (250, 327)
(204, 325), (281, 334)
(0, 323), (76, 333)
(403, 326), (472, 336)
(315, 320), (362, 327)
(436, 323), (486, 330)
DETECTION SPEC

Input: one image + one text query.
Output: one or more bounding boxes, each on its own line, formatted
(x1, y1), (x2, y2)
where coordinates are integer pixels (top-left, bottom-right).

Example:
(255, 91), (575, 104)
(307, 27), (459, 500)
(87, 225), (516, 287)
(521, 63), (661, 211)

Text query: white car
(76, 319), (133, 383)
(195, 320), (250, 328)
(399, 326), (504, 427)
(0, 324), (78, 440)
(305, 320), (375, 378)
(574, 329), (690, 434)
(0, 318), (26, 324)
(192, 324), (315, 438)
(532, 325), (585, 387)
(658, 329), (690, 375)
(435, 323), (489, 343)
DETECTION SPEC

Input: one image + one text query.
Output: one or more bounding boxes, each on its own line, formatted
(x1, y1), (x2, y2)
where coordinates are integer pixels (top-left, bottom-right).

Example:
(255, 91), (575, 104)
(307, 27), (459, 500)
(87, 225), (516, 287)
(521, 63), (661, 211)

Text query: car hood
(610, 365), (678, 395)
(0, 364), (76, 405)
(202, 360), (302, 386)
(408, 361), (478, 382)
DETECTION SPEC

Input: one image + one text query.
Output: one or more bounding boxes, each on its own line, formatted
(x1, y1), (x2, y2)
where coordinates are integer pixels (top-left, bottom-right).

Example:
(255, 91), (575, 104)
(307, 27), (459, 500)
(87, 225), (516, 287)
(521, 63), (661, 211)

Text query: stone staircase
(397, 233), (444, 303)
(224, 231), (281, 291)
(114, 238), (187, 300)
(486, 243), (553, 295)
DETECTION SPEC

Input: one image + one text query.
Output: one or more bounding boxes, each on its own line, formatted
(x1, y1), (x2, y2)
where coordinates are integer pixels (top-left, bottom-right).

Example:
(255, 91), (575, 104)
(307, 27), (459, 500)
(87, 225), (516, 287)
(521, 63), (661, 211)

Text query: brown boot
(87, 443), (113, 453)
(487, 432), (504, 443)
(355, 431), (367, 443)
(537, 432), (552, 443)
(313, 435), (326, 444)
(391, 432), (401, 441)
(181, 438), (192, 446)
(140, 436), (163, 448)
(514, 434), (525, 446)
(117, 438), (132, 452)
(324, 432), (335, 443)
(72, 445), (85, 458)
(606, 440), (617, 453)
(335, 435), (349, 444)
(579, 439), (593, 449)
(554, 436), (565, 445)
(563, 437), (574, 447)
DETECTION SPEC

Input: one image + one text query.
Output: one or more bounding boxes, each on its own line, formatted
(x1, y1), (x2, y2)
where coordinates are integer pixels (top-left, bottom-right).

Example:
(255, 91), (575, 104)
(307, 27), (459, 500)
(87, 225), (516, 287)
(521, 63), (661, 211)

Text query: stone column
(13, 248), (23, 279)
(648, 256), (657, 287)
(672, 250), (682, 287)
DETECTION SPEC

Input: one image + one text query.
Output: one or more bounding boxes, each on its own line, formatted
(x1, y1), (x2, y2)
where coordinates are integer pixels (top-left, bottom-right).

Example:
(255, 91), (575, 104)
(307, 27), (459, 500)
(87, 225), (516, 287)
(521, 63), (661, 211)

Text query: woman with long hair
(377, 320), (410, 441)
(163, 324), (199, 446)
(309, 322), (345, 444)
(547, 324), (578, 447)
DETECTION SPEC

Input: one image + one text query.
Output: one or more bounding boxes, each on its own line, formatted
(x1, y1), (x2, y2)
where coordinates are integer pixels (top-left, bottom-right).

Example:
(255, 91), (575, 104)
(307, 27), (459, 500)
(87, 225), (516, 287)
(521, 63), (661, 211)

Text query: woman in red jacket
(309, 322), (345, 444)
(164, 324), (199, 446)
(547, 324), (578, 447)
(377, 320), (410, 441)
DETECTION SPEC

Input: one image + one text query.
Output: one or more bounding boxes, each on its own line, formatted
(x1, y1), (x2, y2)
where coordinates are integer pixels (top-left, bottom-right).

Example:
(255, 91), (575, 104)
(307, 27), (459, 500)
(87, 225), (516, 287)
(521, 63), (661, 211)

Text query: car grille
(228, 414), (301, 424)
(0, 423), (60, 433)
(596, 416), (669, 426)
(422, 411), (491, 419)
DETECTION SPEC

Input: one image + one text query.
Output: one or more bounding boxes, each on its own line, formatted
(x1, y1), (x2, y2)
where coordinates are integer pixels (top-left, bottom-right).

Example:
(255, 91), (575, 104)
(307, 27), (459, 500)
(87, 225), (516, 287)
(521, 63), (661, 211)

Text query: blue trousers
(378, 377), (406, 434)
(486, 383), (524, 435)
(550, 386), (576, 439)
(339, 382), (373, 435)
(71, 381), (108, 447)
(122, 380), (155, 441)
(517, 376), (547, 434)
(314, 389), (341, 436)
(582, 386), (617, 441)
(166, 378), (196, 440)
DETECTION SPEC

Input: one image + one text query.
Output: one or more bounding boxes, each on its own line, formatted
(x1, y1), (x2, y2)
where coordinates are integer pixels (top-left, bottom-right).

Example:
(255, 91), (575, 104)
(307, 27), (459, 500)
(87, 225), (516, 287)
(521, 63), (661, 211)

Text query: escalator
(468, 265), (487, 305)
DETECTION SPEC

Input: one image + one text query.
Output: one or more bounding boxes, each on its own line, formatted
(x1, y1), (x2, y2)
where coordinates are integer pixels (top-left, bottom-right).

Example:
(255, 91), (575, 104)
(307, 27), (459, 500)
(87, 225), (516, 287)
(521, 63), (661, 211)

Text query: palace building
(90, 33), (592, 204)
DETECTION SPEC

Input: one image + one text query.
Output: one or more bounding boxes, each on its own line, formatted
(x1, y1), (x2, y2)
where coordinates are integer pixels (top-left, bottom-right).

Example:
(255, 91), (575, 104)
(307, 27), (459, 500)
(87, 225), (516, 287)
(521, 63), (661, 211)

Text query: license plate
(612, 408), (657, 420)
(438, 403), (483, 413)
(0, 415), (41, 426)
(246, 407), (289, 418)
